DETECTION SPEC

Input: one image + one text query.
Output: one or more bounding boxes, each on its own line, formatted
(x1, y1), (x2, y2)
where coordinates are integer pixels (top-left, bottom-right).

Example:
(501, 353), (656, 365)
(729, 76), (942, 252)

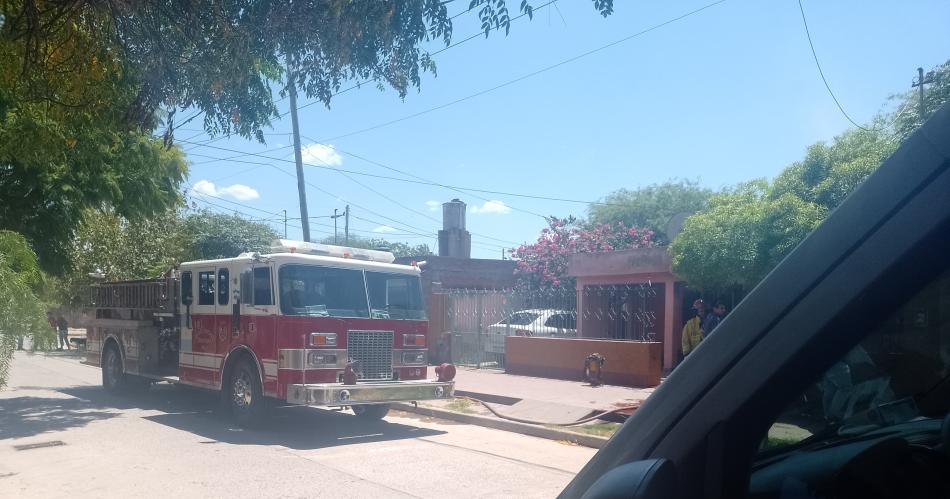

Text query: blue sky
(180, 0), (950, 258)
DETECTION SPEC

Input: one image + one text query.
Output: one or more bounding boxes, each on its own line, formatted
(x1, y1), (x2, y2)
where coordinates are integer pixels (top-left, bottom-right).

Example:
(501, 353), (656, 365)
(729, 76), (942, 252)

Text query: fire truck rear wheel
(352, 404), (390, 420)
(228, 358), (264, 427)
(102, 344), (150, 394)
(102, 344), (128, 393)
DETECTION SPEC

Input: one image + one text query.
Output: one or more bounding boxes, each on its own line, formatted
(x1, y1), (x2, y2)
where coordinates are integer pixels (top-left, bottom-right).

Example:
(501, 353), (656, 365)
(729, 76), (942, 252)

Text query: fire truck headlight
(402, 351), (426, 366)
(307, 351), (338, 367)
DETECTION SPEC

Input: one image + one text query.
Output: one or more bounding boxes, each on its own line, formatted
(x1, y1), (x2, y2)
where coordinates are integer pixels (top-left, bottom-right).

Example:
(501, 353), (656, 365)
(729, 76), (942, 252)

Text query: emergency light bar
(270, 239), (395, 264)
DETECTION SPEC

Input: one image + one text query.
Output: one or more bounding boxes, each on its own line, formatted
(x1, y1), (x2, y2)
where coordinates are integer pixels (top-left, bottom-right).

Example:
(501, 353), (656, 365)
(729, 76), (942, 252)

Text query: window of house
(197, 271), (215, 305)
(218, 269), (229, 306)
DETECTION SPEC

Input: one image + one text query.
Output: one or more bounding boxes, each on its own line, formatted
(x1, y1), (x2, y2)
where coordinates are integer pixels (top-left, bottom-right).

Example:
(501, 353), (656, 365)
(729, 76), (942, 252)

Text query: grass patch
(445, 398), (476, 414)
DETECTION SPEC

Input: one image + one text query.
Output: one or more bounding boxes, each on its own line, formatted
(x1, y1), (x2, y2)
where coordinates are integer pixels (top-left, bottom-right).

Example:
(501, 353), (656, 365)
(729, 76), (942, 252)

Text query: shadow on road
(0, 396), (118, 440)
(54, 383), (446, 450)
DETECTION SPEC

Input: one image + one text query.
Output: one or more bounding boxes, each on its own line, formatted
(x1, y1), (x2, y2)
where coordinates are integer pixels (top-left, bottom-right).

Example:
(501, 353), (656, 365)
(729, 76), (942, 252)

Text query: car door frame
(562, 105), (950, 498)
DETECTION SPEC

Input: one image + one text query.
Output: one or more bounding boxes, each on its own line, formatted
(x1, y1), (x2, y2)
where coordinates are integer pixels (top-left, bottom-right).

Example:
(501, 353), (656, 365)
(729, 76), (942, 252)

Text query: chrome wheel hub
(232, 373), (252, 408)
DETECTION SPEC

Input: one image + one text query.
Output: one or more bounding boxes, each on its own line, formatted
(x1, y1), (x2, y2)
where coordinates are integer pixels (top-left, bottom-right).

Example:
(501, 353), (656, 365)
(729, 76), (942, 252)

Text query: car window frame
(561, 106), (950, 498)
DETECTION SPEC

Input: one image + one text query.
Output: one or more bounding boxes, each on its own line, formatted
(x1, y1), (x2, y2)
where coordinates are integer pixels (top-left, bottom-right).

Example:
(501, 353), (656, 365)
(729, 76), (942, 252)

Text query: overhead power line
(180, 138), (622, 209)
(313, 0), (727, 143)
(796, 0), (879, 132)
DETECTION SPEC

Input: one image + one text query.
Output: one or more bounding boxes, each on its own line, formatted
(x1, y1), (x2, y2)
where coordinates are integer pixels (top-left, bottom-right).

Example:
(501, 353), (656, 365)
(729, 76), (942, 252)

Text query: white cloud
(470, 200), (511, 215)
(191, 180), (260, 201)
(372, 225), (397, 233)
(425, 200), (440, 212)
(218, 184), (260, 201)
(301, 143), (342, 166)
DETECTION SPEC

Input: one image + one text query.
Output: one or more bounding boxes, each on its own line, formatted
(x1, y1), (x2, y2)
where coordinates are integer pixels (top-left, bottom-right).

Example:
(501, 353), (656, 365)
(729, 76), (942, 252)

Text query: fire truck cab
(85, 240), (455, 425)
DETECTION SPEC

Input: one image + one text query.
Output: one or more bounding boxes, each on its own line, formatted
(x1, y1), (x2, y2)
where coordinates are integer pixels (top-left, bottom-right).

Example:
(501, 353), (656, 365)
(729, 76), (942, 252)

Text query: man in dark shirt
(57, 316), (70, 350)
(704, 303), (727, 336)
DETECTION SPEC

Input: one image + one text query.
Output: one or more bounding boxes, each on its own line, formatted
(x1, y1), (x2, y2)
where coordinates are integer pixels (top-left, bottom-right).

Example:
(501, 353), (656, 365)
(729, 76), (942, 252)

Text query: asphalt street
(0, 352), (595, 498)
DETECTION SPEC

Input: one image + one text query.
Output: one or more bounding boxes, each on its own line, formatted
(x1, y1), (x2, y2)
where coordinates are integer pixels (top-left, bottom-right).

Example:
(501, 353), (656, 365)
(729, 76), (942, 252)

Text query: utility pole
(283, 210), (287, 239)
(286, 56), (311, 242)
(912, 67), (934, 123)
(331, 208), (345, 244)
(344, 205), (350, 244)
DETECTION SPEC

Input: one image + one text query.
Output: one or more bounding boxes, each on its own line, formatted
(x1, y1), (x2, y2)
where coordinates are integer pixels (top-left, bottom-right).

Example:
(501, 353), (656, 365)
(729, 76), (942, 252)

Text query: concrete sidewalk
(445, 367), (655, 425)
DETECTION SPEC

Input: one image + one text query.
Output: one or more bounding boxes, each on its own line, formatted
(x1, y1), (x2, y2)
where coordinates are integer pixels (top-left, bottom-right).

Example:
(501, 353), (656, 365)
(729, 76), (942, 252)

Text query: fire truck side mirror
(183, 295), (193, 306)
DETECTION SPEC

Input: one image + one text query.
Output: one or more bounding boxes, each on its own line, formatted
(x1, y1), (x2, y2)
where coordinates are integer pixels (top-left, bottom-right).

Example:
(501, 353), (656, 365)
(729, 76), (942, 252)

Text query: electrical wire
(179, 138), (621, 208)
(797, 0), (880, 133)
(313, 0), (727, 143)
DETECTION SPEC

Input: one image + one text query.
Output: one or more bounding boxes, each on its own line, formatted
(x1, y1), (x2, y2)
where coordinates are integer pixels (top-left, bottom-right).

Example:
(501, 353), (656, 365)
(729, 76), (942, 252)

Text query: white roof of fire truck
(179, 239), (421, 276)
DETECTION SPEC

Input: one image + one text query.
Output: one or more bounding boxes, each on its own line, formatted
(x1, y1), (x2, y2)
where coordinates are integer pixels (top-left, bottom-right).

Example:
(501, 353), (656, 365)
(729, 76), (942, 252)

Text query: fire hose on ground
(452, 395), (641, 427)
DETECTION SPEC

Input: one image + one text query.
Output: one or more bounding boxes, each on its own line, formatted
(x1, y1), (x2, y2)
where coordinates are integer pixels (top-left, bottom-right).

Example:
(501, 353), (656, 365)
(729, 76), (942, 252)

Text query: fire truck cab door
(239, 265), (278, 396)
(183, 266), (219, 386)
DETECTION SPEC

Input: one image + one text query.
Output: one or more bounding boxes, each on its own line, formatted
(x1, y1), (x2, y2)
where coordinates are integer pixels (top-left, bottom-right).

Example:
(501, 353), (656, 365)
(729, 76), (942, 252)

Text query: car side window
(197, 271), (214, 305)
(544, 313), (577, 329)
(180, 271), (192, 305)
(758, 268), (950, 454)
(253, 267), (273, 306)
(217, 268), (229, 306)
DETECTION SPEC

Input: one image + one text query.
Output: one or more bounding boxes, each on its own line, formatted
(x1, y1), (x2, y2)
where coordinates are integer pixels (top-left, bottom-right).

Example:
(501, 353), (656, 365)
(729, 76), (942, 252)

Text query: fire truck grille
(347, 330), (394, 381)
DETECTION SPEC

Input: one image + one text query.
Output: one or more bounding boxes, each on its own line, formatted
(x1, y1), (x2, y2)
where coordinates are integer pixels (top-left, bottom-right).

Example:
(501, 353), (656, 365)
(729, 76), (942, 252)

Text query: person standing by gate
(681, 299), (706, 362)
(57, 315), (70, 350)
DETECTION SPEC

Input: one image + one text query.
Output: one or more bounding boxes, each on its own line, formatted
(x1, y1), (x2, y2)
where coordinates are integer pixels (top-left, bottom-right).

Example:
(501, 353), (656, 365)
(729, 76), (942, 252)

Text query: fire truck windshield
(278, 264), (370, 317)
(366, 271), (426, 320)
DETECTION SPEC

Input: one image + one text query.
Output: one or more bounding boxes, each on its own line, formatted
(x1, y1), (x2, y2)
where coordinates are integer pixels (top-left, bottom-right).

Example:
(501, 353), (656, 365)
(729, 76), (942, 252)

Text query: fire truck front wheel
(227, 358), (264, 427)
(352, 404), (391, 420)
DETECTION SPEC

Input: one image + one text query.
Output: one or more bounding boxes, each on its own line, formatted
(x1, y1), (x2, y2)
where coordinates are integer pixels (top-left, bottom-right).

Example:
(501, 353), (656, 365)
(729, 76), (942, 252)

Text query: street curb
(391, 402), (609, 449)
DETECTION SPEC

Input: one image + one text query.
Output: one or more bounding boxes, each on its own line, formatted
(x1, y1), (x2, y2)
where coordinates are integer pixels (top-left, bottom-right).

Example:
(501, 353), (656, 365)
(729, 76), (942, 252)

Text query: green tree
(0, 230), (54, 387)
(319, 235), (433, 259)
(3, 1), (614, 141)
(0, 11), (189, 273)
(588, 179), (713, 243)
(182, 210), (278, 261)
(670, 127), (897, 294)
(53, 209), (187, 306)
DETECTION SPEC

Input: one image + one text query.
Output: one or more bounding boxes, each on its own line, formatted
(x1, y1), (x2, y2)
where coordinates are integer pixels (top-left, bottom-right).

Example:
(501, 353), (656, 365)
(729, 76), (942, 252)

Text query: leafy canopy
(318, 235), (433, 259)
(511, 216), (654, 291)
(670, 127), (897, 293)
(588, 179), (713, 243)
(3, 1), (614, 141)
(0, 230), (54, 387)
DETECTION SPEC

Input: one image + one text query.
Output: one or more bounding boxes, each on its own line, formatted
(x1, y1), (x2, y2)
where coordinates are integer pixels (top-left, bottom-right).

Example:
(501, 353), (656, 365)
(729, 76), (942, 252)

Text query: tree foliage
(0, 230), (53, 387)
(588, 179), (713, 243)
(181, 210), (278, 261)
(319, 235), (433, 259)
(671, 127), (897, 293)
(2, 0), (614, 142)
(51, 208), (277, 306)
(511, 216), (654, 291)
(0, 5), (188, 273)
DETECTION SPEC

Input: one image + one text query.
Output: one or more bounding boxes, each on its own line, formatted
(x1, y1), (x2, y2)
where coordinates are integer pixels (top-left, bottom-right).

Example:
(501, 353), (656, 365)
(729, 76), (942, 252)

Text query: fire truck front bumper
(286, 380), (455, 406)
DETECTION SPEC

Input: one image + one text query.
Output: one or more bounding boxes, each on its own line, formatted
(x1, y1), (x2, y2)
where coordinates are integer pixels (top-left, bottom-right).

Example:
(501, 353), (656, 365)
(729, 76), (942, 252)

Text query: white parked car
(484, 309), (577, 354)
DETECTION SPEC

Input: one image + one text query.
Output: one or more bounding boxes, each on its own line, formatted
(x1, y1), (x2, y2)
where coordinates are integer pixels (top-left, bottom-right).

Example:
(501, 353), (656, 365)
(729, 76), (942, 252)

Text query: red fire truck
(84, 240), (456, 425)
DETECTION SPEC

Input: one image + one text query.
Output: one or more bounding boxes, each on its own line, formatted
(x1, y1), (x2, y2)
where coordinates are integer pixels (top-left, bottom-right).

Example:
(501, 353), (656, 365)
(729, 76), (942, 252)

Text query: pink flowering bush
(511, 216), (654, 291)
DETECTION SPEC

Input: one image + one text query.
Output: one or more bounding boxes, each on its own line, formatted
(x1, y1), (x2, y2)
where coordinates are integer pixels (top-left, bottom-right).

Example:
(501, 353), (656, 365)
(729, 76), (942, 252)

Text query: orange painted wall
(505, 336), (662, 387)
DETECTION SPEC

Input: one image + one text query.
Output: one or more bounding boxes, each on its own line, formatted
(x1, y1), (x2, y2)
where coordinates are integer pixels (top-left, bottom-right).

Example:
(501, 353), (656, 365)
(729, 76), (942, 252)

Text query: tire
(352, 404), (390, 420)
(227, 358), (265, 427)
(102, 344), (127, 393)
